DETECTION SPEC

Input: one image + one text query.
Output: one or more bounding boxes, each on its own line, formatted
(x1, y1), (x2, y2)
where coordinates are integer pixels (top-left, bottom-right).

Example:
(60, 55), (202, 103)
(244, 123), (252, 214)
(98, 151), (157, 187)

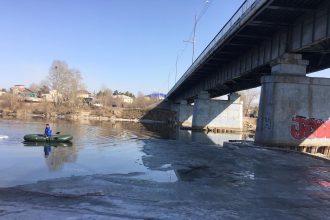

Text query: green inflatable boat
(24, 141), (73, 147)
(24, 134), (73, 143)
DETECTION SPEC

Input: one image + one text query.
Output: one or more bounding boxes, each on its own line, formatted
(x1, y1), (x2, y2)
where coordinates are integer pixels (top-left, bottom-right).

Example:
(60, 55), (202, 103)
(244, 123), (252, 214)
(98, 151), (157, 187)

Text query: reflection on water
(44, 145), (51, 158)
(0, 119), (249, 187)
(44, 145), (77, 171)
(24, 142), (76, 171)
(176, 129), (244, 145)
(45, 145), (77, 171)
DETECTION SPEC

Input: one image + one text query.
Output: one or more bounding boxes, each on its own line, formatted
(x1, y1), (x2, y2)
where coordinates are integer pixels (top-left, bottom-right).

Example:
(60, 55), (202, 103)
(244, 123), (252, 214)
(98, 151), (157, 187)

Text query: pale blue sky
(0, 0), (328, 94)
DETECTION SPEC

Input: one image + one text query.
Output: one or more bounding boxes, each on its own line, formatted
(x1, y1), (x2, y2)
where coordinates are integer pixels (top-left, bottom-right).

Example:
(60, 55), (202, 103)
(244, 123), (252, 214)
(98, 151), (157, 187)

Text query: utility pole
(184, 14), (197, 64)
(168, 72), (171, 92)
(175, 55), (179, 83)
(192, 14), (197, 63)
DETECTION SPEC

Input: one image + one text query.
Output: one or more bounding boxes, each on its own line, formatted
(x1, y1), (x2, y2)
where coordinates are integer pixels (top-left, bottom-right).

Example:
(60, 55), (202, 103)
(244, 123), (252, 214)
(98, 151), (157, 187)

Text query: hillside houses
(113, 94), (134, 104)
(77, 90), (93, 105)
(10, 85), (41, 102)
(0, 89), (6, 96)
(1, 85), (164, 109)
(145, 92), (166, 100)
(40, 90), (62, 103)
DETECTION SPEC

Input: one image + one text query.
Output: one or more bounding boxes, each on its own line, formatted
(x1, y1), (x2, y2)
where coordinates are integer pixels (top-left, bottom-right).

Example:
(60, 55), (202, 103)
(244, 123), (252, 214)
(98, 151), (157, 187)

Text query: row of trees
(4, 60), (159, 110)
(1, 58), (260, 115)
(96, 88), (159, 109)
(1, 60), (163, 113)
(113, 90), (135, 98)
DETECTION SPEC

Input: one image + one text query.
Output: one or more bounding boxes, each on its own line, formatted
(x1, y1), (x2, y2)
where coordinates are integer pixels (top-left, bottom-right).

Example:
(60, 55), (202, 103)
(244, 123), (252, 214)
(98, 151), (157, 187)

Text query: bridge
(166, 0), (330, 147)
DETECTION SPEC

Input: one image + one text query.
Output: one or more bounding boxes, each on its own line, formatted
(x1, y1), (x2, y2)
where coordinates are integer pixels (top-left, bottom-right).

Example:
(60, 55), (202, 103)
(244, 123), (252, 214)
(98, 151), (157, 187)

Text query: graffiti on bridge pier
(291, 115), (330, 140)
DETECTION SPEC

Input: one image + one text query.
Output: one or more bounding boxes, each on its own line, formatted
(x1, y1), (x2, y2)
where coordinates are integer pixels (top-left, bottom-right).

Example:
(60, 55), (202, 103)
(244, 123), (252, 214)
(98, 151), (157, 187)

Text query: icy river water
(0, 118), (246, 187)
(0, 118), (329, 219)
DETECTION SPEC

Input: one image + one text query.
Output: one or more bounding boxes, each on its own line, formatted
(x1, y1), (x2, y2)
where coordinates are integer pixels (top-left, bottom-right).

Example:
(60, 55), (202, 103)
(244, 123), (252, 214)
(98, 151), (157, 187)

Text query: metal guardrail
(168, 0), (267, 97)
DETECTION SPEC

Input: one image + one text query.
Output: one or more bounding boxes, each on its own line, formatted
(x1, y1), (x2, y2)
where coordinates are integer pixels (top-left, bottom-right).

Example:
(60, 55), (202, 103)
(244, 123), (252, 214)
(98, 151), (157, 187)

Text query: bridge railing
(168, 0), (267, 98)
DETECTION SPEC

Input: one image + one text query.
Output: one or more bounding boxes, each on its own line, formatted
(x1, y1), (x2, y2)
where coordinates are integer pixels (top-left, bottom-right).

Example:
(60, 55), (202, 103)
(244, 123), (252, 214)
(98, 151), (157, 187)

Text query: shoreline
(0, 113), (168, 125)
(0, 108), (174, 125)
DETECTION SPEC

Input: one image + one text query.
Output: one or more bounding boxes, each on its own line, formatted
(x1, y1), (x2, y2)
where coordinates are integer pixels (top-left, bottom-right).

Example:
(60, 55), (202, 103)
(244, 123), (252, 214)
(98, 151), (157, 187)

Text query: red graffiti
(291, 116), (330, 140)
(319, 180), (330, 188)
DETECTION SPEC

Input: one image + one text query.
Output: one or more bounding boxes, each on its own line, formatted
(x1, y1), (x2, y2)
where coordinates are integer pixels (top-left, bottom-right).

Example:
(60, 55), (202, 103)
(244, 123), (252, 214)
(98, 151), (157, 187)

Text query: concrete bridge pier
(192, 91), (243, 131)
(177, 100), (193, 127)
(255, 53), (330, 147)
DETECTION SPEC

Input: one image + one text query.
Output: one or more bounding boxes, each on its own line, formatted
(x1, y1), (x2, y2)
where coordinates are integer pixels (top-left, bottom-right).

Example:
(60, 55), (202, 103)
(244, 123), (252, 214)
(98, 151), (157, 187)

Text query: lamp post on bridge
(184, 14), (197, 64)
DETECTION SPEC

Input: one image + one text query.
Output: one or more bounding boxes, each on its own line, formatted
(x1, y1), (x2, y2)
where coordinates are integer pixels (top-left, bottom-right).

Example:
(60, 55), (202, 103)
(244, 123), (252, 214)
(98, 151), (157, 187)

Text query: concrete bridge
(167, 0), (330, 147)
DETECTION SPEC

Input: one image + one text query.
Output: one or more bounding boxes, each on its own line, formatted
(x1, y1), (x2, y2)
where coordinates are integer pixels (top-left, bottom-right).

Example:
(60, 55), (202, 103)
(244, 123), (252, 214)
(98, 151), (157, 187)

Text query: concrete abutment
(255, 53), (330, 147)
(171, 91), (244, 131)
(192, 92), (243, 131)
(177, 100), (193, 127)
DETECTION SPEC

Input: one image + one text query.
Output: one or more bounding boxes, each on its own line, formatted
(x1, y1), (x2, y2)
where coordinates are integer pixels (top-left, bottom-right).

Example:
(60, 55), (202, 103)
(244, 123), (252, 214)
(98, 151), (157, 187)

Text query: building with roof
(113, 94), (134, 104)
(146, 92), (166, 100)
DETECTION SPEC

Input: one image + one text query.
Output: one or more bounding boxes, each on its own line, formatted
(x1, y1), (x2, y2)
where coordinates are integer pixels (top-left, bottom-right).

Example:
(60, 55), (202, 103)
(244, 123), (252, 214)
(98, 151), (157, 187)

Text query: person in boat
(44, 124), (52, 138)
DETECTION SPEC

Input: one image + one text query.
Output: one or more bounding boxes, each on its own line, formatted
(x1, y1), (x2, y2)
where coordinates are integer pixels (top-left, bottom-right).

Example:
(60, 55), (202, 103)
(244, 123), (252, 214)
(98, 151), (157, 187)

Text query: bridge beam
(255, 53), (330, 147)
(191, 91), (243, 131)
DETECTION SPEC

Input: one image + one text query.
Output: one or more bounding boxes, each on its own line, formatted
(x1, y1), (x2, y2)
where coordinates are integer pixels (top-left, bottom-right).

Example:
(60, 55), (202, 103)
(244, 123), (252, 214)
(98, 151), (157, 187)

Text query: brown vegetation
(0, 60), (165, 121)
(239, 88), (260, 117)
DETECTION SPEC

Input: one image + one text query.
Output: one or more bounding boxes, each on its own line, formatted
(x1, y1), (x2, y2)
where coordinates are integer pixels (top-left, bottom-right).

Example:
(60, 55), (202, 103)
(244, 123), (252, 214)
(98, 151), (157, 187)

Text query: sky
(0, 0), (328, 95)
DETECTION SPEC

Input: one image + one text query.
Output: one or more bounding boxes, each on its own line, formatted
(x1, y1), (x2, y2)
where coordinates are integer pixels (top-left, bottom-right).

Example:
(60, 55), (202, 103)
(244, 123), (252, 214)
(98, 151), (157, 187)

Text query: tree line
(0, 60), (161, 111)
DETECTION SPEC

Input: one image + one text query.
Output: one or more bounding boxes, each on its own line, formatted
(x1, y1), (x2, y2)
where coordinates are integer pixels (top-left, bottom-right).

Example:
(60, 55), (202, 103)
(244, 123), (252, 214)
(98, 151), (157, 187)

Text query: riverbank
(0, 104), (176, 124)
(0, 100), (260, 133)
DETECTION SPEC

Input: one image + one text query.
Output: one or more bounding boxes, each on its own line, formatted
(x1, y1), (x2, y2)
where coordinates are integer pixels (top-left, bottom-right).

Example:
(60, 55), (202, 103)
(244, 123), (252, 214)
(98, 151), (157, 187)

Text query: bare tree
(0, 92), (19, 110)
(28, 83), (40, 92)
(47, 60), (85, 108)
(67, 68), (85, 109)
(97, 86), (113, 107)
(131, 91), (160, 108)
(239, 88), (260, 117)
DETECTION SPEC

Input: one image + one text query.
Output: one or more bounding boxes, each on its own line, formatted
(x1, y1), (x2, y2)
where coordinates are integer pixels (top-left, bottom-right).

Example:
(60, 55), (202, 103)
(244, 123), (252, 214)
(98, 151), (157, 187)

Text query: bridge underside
(168, 0), (330, 103)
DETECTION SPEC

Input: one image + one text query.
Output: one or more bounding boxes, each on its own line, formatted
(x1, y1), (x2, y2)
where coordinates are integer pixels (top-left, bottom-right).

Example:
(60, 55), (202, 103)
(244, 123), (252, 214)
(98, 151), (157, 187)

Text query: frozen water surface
(0, 119), (329, 219)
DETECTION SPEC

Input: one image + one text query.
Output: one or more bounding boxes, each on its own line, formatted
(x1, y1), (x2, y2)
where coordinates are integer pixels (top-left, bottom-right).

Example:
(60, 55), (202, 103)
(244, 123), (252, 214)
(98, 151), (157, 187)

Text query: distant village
(0, 84), (166, 108)
(0, 60), (171, 121)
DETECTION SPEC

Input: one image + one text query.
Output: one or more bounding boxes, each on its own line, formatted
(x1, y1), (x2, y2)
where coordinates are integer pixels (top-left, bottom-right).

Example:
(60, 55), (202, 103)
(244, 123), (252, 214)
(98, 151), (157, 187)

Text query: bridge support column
(255, 53), (330, 147)
(192, 91), (243, 131)
(177, 100), (193, 126)
(170, 101), (193, 126)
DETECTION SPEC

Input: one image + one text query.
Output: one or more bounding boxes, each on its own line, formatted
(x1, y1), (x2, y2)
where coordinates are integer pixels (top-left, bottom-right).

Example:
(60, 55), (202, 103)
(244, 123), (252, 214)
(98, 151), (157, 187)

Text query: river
(0, 118), (247, 187)
(0, 118), (329, 219)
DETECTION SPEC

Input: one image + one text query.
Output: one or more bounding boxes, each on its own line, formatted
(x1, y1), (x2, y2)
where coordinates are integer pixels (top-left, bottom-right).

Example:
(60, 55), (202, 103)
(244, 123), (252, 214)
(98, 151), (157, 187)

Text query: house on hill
(77, 90), (91, 99)
(146, 92), (166, 100)
(77, 90), (93, 105)
(0, 89), (6, 96)
(10, 85), (26, 94)
(113, 94), (134, 104)
(40, 90), (62, 103)
(10, 85), (41, 102)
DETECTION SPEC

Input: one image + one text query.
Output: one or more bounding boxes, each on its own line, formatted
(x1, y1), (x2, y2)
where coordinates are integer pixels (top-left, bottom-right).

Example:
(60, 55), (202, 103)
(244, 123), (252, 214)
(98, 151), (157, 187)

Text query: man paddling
(44, 124), (52, 138)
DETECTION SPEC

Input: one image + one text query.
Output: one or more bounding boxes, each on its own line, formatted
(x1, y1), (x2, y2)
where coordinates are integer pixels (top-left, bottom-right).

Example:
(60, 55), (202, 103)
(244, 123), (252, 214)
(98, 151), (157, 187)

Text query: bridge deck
(167, 0), (330, 102)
